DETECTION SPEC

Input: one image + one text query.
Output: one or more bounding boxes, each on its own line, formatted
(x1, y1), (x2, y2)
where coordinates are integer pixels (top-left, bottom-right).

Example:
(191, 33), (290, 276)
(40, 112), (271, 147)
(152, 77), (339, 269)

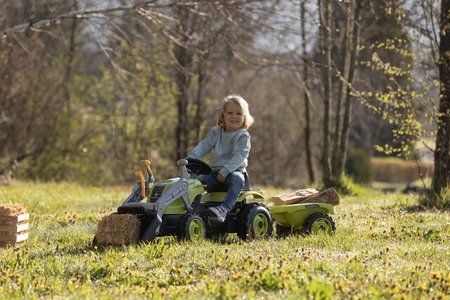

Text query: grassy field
(0, 182), (449, 299)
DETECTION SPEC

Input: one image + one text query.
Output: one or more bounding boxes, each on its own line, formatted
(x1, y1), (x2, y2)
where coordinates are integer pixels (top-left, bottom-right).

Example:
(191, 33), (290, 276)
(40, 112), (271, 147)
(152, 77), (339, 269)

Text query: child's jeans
(199, 171), (245, 211)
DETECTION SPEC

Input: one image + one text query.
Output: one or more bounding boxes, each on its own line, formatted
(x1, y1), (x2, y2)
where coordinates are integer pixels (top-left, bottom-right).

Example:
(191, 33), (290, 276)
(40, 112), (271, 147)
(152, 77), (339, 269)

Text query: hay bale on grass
(95, 214), (141, 246)
(271, 188), (340, 206)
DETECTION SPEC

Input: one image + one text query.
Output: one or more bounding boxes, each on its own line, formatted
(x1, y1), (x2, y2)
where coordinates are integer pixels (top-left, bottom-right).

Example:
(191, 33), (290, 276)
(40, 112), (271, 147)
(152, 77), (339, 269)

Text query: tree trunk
(331, 0), (352, 178)
(174, 43), (191, 159)
(173, 7), (195, 160)
(300, 0), (315, 184)
(333, 0), (361, 182)
(432, 0), (450, 196)
(194, 63), (205, 143)
(61, 0), (78, 178)
(319, 0), (333, 186)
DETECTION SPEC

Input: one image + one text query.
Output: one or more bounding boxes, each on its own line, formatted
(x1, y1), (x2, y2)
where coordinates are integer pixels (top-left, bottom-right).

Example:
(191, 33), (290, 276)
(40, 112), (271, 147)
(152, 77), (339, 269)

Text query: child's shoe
(208, 205), (228, 222)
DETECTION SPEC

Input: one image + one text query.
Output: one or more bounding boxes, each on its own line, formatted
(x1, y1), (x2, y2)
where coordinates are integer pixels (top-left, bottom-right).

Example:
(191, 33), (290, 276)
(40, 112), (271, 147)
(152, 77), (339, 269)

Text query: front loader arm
(141, 159), (192, 241)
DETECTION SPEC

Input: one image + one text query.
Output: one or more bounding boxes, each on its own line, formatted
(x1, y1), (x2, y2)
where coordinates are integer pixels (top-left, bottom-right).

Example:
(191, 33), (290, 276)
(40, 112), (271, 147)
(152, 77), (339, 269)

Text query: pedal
(208, 216), (226, 223)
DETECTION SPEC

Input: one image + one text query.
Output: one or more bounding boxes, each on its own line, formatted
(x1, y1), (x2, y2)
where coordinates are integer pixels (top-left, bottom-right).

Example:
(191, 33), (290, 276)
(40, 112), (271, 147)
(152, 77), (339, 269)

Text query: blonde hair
(217, 95), (254, 130)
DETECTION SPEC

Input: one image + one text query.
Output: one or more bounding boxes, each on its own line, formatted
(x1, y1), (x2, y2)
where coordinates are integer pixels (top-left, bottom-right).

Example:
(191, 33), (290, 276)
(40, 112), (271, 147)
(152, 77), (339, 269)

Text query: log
(0, 222), (29, 232)
(271, 188), (340, 206)
(0, 213), (29, 224)
(271, 188), (319, 205)
(0, 232), (29, 244)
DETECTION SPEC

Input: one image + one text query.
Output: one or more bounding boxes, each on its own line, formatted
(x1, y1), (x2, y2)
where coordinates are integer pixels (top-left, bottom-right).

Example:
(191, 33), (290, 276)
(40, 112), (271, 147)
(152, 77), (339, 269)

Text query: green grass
(1, 182), (449, 299)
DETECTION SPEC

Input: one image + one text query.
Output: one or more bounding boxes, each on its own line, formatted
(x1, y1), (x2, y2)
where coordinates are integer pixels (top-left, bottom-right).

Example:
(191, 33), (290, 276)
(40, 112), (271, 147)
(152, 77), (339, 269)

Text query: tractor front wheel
(303, 212), (335, 235)
(179, 214), (206, 241)
(238, 204), (273, 241)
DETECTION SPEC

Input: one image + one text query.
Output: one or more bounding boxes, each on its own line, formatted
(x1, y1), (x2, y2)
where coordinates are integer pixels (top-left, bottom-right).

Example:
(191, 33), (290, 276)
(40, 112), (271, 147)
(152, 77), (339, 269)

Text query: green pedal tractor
(97, 158), (336, 243)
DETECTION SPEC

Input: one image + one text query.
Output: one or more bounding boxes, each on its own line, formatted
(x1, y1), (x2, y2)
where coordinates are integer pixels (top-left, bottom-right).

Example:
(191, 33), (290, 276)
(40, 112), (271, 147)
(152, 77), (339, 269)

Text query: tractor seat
(208, 172), (251, 193)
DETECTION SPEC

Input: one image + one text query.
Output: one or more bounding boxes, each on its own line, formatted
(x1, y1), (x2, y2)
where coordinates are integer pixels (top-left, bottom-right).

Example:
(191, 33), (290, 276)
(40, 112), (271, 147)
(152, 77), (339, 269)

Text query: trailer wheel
(238, 204), (273, 241)
(304, 212), (335, 235)
(179, 214), (206, 241)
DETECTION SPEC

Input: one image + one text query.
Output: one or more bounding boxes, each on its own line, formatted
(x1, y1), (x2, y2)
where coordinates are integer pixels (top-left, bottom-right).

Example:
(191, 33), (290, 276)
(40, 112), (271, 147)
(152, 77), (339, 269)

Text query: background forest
(0, 0), (448, 201)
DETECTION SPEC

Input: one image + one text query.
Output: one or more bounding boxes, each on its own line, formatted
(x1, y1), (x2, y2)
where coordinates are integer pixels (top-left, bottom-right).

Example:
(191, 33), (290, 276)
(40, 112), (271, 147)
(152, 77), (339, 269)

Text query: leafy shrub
(345, 147), (373, 184)
(335, 174), (369, 196)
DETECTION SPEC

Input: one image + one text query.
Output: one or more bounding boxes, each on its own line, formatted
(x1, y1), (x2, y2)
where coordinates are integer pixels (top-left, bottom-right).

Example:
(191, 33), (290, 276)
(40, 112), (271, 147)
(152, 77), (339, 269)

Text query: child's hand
(217, 174), (226, 183)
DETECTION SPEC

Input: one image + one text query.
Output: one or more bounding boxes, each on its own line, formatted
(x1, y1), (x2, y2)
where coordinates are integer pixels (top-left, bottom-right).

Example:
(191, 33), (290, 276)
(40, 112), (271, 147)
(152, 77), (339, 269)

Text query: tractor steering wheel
(186, 158), (212, 176)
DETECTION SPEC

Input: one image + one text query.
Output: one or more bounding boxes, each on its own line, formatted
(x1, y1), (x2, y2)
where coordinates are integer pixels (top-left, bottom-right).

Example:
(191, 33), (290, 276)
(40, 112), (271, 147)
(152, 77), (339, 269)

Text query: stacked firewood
(271, 188), (340, 206)
(0, 204), (29, 247)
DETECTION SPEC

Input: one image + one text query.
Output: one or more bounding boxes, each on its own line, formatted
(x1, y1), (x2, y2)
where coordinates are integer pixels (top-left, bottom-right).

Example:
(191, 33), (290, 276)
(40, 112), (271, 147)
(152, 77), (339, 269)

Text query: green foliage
(21, 37), (177, 185)
(333, 175), (369, 197)
(306, 278), (334, 300)
(358, 28), (439, 161)
(359, 38), (422, 158)
(72, 38), (178, 184)
(345, 147), (373, 184)
(419, 188), (450, 210)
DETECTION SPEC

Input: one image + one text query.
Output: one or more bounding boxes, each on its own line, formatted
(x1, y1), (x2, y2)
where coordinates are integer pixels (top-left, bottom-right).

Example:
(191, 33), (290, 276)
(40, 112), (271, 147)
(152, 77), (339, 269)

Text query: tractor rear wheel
(238, 204), (273, 241)
(179, 214), (206, 241)
(303, 212), (335, 235)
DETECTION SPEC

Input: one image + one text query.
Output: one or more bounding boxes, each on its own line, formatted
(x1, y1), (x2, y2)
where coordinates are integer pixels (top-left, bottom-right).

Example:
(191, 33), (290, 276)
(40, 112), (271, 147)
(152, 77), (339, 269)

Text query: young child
(187, 95), (254, 222)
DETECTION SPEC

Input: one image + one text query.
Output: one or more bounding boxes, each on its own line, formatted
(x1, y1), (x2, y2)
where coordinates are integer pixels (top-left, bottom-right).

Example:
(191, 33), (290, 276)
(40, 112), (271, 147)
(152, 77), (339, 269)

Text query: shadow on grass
(401, 199), (450, 213)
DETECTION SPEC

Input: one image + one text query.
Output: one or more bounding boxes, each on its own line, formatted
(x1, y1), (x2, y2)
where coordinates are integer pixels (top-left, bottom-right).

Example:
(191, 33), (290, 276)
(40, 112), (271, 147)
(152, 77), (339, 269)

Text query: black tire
(276, 224), (294, 238)
(238, 203), (273, 241)
(303, 212), (336, 235)
(178, 214), (206, 241)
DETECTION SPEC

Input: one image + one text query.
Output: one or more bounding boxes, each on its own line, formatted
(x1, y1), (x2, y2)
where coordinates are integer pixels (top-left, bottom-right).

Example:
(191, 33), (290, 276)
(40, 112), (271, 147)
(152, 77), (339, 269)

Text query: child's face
(223, 103), (244, 132)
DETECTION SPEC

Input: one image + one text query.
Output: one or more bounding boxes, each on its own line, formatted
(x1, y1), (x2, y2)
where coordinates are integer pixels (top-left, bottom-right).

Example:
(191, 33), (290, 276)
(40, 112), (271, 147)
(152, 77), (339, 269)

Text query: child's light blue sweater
(188, 126), (251, 178)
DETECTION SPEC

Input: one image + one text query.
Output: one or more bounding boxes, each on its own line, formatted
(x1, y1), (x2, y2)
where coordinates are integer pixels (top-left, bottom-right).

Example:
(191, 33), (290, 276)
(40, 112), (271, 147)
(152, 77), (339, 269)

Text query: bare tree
(331, 0), (362, 183)
(315, 0), (365, 187)
(136, 1), (277, 159)
(300, 0), (315, 183)
(60, 0), (79, 178)
(0, 0), (282, 183)
(432, 0), (450, 200)
(318, 0), (333, 185)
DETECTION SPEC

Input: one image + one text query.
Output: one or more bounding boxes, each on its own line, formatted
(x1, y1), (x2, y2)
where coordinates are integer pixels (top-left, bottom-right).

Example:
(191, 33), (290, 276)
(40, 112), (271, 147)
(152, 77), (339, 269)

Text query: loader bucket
(117, 204), (162, 243)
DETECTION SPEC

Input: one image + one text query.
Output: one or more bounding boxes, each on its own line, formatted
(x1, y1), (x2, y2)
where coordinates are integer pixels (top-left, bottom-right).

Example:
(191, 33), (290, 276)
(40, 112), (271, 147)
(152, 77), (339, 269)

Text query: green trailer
(268, 202), (336, 237)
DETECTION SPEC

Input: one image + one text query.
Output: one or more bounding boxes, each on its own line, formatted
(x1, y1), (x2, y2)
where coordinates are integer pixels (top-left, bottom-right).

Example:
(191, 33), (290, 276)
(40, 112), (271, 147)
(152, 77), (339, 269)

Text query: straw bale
(95, 214), (141, 246)
(0, 204), (26, 216)
(271, 188), (340, 206)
